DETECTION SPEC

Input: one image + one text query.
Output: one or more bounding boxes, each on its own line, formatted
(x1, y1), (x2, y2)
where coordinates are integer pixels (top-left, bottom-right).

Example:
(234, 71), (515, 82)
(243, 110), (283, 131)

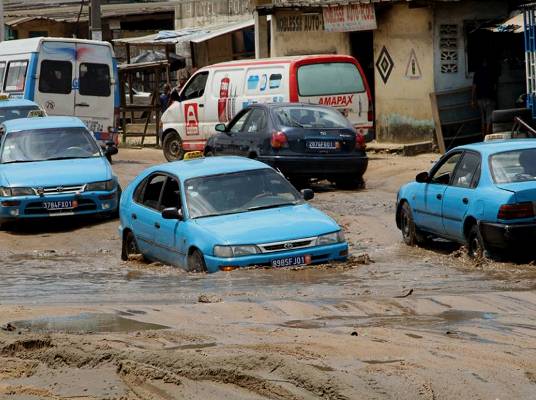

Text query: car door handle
(131, 213), (137, 220)
(154, 222), (160, 229)
(462, 198), (469, 204)
(75, 103), (90, 107)
(198, 103), (204, 108)
(436, 194), (442, 200)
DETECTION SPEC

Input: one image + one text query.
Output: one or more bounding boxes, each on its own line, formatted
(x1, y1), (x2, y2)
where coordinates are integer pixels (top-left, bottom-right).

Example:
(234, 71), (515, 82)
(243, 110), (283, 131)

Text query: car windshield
(0, 106), (39, 123)
(185, 168), (302, 219)
(490, 148), (536, 183)
(273, 106), (351, 129)
(1, 127), (102, 164)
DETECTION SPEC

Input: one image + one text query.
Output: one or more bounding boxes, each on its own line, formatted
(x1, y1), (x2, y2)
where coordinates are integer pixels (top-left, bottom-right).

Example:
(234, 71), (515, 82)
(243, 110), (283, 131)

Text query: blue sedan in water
(396, 140), (536, 257)
(0, 116), (119, 226)
(119, 155), (348, 272)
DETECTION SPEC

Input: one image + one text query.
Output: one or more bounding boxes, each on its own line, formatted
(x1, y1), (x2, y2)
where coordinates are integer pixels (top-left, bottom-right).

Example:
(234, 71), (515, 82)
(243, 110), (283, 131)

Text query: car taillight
(271, 131), (288, 149)
(497, 202), (534, 220)
(355, 133), (366, 150)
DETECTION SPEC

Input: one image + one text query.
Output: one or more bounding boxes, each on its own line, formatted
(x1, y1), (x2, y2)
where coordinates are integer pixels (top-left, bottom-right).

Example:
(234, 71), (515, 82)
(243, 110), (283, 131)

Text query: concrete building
(253, 0), (526, 144)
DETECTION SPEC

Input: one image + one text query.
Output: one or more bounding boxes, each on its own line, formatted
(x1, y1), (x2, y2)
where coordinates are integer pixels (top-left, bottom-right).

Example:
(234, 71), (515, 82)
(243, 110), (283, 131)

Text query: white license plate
(271, 255), (311, 268)
(307, 141), (338, 150)
(43, 200), (75, 210)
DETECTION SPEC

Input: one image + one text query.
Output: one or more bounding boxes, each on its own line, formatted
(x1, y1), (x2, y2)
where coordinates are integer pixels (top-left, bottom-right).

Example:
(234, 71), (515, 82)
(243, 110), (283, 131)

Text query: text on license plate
(307, 141), (338, 150)
(271, 255), (312, 268)
(43, 200), (77, 210)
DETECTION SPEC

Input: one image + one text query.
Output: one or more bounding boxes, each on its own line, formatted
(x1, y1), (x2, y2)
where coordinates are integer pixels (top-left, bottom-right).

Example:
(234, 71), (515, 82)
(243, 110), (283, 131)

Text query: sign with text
(275, 12), (324, 32)
(323, 4), (376, 32)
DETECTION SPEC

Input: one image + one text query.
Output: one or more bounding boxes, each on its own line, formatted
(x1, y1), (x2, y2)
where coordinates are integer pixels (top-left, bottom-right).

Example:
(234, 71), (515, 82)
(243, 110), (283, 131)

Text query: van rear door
(74, 43), (114, 136)
(35, 41), (75, 116)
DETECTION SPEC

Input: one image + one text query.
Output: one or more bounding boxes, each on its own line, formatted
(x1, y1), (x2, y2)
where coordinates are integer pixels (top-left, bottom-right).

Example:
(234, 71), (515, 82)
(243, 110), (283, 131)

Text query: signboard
(323, 4), (376, 32)
(275, 12), (324, 32)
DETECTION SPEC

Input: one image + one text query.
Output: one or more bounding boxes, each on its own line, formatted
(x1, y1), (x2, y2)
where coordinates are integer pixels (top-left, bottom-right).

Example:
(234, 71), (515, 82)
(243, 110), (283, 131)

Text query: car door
(413, 152), (463, 235)
(442, 151), (481, 240)
(215, 109), (252, 155)
(130, 174), (166, 259)
(233, 108), (268, 157)
(180, 72), (208, 146)
(154, 175), (188, 267)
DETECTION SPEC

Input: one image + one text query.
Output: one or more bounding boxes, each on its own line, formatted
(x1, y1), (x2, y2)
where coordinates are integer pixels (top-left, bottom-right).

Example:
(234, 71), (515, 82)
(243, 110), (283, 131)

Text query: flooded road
(2, 149), (536, 399)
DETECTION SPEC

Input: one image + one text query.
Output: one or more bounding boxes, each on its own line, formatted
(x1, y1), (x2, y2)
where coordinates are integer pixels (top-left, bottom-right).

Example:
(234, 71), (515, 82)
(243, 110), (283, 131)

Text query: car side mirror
(104, 144), (118, 156)
(301, 188), (314, 201)
(162, 207), (183, 220)
(215, 123), (227, 133)
(415, 171), (429, 183)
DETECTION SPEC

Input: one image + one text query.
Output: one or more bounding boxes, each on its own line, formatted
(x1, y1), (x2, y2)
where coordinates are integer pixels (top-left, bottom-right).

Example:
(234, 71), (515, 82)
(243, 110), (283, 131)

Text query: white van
(160, 55), (373, 161)
(0, 37), (119, 145)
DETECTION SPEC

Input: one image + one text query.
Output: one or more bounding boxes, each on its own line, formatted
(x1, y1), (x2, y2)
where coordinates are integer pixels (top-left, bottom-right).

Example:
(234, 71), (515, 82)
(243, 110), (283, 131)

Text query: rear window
(297, 62), (364, 97)
(490, 148), (536, 183)
(4, 61), (28, 92)
(273, 106), (351, 129)
(39, 60), (72, 94)
(79, 63), (110, 96)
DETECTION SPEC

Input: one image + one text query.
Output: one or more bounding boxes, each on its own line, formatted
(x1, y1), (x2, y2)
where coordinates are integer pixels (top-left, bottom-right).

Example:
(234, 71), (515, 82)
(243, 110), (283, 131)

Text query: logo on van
(185, 103), (199, 136)
(318, 95), (354, 107)
(44, 100), (55, 111)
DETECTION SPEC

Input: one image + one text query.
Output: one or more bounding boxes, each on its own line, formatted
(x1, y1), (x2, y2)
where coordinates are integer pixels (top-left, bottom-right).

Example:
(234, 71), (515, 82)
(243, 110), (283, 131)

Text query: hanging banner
(323, 4), (377, 32)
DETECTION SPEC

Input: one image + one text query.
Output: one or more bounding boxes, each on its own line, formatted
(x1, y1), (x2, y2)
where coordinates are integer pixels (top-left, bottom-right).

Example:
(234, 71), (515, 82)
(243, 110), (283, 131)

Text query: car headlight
(0, 186), (34, 197)
(85, 179), (116, 192)
(213, 245), (260, 258)
(316, 231), (345, 246)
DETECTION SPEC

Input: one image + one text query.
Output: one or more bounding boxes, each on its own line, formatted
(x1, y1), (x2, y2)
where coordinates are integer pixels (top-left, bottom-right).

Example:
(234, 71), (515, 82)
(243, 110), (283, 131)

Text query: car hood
(0, 157), (112, 187)
(496, 181), (536, 202)
(192, 204), (340, 245)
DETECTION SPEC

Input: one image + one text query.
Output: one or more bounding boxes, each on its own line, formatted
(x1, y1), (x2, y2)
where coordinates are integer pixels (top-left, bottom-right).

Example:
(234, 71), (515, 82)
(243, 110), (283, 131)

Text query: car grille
(24, 199), (97, 215)
(32, 184), (85, 196)
(257, 237), (317, 253)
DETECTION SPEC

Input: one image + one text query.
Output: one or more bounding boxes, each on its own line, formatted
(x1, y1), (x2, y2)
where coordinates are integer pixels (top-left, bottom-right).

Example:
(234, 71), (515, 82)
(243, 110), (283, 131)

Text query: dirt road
(1, 149), (536, 399)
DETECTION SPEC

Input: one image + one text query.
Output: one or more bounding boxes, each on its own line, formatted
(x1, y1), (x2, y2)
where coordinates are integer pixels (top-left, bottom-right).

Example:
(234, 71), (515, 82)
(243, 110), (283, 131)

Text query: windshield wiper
(247, 202), (297, 211)
(45, 156), (91, 161)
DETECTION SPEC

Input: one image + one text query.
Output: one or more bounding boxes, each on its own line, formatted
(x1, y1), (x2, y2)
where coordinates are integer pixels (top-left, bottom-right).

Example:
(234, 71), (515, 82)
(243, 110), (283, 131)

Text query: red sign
(184, 103), (199, 136)
(323, 4), (377, 32)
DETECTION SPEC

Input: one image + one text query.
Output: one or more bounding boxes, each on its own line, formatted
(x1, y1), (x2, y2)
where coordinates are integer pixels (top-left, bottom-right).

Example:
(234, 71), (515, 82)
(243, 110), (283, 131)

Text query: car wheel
(335, 176), (365, 190)
(187, 249), (208, 273)
(400, 202), (426, 246)
(467, 225), (485, 258)
(205, 149), (215, 157)
(121, 230), (142, 261)
(163, 131), (184, 162)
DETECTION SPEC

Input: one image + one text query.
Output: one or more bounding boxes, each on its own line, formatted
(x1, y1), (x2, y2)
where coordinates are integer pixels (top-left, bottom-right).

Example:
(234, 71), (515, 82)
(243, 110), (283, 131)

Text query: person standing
(472, 58), (498, 136)
(160, 83), (171, 113)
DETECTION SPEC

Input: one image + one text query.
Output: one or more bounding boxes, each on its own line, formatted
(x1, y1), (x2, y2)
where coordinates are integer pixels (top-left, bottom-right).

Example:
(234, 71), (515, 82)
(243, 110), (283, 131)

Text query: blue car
(119, 155), (348, 272)
(0, 116), (119, 225)
(0, 97), (42, 123)
(396, 140), (536, 257)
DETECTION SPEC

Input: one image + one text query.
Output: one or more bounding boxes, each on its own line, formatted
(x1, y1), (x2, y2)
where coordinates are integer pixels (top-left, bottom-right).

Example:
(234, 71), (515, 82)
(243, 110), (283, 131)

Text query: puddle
(8, 313), (169, 334)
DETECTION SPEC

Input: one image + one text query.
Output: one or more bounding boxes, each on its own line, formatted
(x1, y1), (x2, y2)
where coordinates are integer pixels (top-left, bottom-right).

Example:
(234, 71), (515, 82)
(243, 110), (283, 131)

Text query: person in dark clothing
(167, 87), (180, 108)
(160, 83), (171, 113)
(472, 59), (498, 136)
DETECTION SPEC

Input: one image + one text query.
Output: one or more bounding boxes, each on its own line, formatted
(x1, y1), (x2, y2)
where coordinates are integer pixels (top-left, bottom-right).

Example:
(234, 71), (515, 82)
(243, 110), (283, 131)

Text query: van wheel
(163, 131), (184, 162)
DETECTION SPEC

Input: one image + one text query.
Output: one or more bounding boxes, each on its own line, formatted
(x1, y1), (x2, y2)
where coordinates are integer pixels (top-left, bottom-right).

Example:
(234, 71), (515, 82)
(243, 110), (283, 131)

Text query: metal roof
(257, 0), (459, 10)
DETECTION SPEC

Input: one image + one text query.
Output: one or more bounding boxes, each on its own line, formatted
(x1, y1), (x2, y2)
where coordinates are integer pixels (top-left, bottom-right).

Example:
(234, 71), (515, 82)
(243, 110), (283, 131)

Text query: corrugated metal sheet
(259, 0), (459, 10)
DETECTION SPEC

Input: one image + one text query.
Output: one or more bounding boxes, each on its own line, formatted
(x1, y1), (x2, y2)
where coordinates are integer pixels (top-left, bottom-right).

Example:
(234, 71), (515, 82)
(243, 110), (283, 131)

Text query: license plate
(271, 255), (311, 268)
(43, 200), (77, 210)
(307, 140), (338, 150)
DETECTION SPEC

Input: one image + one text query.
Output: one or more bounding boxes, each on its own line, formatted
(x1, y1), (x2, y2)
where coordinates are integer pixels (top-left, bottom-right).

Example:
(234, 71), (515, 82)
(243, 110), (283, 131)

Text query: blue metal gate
(524, 6), (536, 117)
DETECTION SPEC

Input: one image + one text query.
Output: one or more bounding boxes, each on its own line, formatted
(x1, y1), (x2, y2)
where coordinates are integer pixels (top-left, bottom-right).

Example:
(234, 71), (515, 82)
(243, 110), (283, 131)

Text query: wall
(270, 10), (350, 57)
(373, 3), (435, 143)
(175, 0), (250, 29)
(12, 20), (76, 39)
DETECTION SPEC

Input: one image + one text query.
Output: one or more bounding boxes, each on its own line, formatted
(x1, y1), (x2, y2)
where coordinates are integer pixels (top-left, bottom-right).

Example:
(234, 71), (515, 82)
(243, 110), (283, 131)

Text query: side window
(142, 174), (166, 210)
(181, 72), (208, 101)
(241, 109), (266, 134)
(39, 60), (72, 94)
(159, 177), (181, 211)
(133, 178), (147, 203)
(79, 63), (111, 96)
(430, 153), (462, 185)
(4, 61), (28, 92)
(452, 152), (481, 188)
(229, 109), (252, 134)
(0, 62), (6, 89)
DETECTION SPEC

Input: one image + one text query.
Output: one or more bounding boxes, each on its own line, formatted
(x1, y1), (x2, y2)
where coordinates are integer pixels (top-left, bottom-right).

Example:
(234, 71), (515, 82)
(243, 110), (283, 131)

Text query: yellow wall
(13, 20), (76, 39)
(373, 3), (435, 143)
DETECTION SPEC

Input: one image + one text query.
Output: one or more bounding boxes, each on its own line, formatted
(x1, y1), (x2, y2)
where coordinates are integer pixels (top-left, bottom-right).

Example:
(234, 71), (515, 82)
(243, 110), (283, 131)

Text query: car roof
(455, 139), (536, 156)
(248, 102), (336, 110)
(147, 156), (271, 181)
(2, 116), (86, 132)
(0, 98), (39, 108)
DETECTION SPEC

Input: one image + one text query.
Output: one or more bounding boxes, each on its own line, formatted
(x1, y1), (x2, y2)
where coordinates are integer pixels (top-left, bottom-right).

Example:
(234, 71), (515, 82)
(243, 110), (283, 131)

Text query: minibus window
(39, 60), (72, 94)
(0, 62), (6, 88)
(79, 63), (111, 97)
(297, 62), (365, 96)
(4, 61), (28, 92)
(181, 72), (208, 101)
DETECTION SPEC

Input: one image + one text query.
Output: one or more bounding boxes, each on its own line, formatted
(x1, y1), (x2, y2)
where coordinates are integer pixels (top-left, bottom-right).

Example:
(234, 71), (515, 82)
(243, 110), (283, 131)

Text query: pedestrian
(160, 83), (171, 113)
(472, 58), (498, 136)
(167, 86), (180, 108)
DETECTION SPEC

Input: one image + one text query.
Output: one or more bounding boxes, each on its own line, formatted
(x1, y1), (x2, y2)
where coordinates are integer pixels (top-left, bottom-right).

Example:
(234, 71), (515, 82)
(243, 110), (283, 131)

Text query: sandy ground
(1, 149), (536, 399)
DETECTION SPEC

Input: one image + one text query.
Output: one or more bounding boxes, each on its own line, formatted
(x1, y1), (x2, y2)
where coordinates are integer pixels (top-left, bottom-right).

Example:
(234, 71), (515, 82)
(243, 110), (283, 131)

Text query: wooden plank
(429, 91), (446, 154)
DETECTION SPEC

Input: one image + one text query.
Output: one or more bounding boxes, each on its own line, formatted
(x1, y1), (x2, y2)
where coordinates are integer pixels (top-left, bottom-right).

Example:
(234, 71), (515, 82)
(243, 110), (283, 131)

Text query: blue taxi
(119, 155), (348, 272)
(396, 140), (536, 257)
(0, 116), (119, 225)
(0, 97), (42, 123)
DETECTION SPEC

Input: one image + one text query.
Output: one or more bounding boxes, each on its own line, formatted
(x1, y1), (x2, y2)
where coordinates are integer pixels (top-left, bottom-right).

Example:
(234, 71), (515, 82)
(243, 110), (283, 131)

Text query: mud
(1, 149), (536, 399)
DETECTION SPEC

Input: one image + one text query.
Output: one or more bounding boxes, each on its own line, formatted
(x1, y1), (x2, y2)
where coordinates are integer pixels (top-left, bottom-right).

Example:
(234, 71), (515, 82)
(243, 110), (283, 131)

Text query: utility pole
(90, 0), (102, 41)
(0, 0), (5, 42)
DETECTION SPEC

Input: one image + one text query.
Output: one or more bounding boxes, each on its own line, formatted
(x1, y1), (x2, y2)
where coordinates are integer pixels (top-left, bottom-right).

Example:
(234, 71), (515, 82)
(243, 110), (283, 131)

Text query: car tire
(163, 131), (184, 162)
(289, 176), (310, 190)
(400, 202), (426, 246)
(335, 176), (365, 190)
(205, 149), (215, 157)
(467, 224), (485, 258)
(187, 249), (208, 273)
(121, 230), (142, 261)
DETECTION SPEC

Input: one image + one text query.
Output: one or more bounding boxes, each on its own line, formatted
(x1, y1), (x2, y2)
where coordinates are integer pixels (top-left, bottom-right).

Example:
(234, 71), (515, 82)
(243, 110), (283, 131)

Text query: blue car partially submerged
(0, 116), (119, 225)
(119, 155), (348, 272)
(396, 140), (536, 257)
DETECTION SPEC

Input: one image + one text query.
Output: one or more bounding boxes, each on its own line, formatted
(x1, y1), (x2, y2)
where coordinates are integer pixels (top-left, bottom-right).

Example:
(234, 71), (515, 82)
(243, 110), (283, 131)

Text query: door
(155, 176), (187, 267)
(414, 152), (463, 234)
(216, 108), (252, 155)
(130, 174), (166, 259)
(233, 108), (268, 157)
(75, 43), (114, 134)
(442, 152), (481, 240)
(179, 71), (209, 151)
